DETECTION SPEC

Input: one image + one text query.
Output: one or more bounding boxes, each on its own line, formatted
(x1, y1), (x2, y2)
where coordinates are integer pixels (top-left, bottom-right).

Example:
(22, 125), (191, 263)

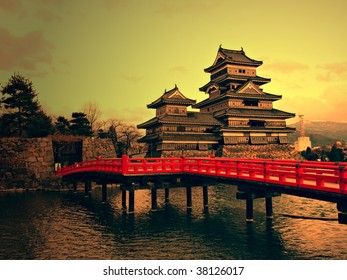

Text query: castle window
(248, 120), (265, 127)
(177, 126), (185, 132)
(243, 100), (258, 107)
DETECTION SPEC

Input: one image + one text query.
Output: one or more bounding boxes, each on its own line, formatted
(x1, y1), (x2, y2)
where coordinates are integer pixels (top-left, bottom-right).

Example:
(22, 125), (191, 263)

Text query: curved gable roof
(147, 85), (196, 108)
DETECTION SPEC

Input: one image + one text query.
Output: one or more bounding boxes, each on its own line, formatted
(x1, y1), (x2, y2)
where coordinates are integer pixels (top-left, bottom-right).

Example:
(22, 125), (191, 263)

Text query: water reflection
(0, 185), (346, 260)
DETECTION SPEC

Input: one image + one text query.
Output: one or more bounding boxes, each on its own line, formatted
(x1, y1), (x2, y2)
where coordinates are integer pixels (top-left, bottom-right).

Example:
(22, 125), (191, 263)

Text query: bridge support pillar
(337, 201), (347, 224)
(186, 186), (192, 209)
(246, 195), (254, 223)
(121, 190), (127, 211)
(203, 185), (208, 209)
(73, 182), (77, 193)
(128, 189), (135, 214)
(84, 180), (91, 197)
(265, 197), (273, 219)
(151, 187), (157, 211)
(165, 188), (170, 204)
(102, 183), (107, 203)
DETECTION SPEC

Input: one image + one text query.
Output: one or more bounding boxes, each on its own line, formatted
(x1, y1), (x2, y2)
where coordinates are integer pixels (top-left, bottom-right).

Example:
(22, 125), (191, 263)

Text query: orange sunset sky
(1, 0), (347, 126)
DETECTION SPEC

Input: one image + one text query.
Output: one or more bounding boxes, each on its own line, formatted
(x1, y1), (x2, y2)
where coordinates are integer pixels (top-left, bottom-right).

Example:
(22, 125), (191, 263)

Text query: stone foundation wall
(218, 144), (304, 160)
(82, 138), (117, 160)
(159, 144), (303, 160)
(0, 137), (117, 190)
(0, 138), (58, 189)
(161, 150), (213, 158)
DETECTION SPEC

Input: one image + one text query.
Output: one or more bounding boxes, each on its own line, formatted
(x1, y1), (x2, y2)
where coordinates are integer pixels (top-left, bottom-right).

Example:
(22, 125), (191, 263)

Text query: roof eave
(204, 60), (263, 73)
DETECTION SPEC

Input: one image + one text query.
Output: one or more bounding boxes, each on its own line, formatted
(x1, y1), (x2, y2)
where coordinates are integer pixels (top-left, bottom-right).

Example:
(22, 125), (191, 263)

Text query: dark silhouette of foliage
(328, 145), (344, 162)
(69, 112), (93, 136)
(301, 147), (319, 161)
(0, 73), (53, 137)
(55, 116), (71, 135)
(26, 110), (53, 137)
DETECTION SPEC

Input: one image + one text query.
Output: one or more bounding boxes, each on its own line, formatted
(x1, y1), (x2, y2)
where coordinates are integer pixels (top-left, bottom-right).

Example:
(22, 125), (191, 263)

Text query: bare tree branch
(82, 101), (102, 131)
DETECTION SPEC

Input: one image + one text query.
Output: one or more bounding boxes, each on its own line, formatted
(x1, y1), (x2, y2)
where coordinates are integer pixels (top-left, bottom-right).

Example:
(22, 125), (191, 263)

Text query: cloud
(121, 74), (144, 84)
(34, 8), (61, 22)
(262, 61), (309, 74)
(0, 27), (54, 71)
(101, 0), (127, 9)
(169, 66), (187, 74)
(104, 106), (152, 126)
(316, 61), (347, 81)
(320, 86), (347, 121)
(152, 1), (218, 17)
(280, 85), (347, 122)
(0, 0), (25, 15)
(0, 0), (66, 21)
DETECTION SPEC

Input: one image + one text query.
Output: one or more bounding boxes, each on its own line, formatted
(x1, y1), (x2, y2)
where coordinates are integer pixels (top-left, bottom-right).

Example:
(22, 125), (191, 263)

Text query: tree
(118, 124), (142, 155)
(26, 110), (53, 137)
(69, 112), (93, 136)
(0, 73), (52, 137)
(328, 145), (344, 162)
(94, 118), (145, 156)
(301, 147), (319, 161)
(82, 101), (102, 132)
(55, 116), (71, 135)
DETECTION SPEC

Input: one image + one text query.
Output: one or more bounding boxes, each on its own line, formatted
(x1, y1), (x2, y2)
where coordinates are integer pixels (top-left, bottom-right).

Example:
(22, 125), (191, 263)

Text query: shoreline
(0, 187), (73, 193)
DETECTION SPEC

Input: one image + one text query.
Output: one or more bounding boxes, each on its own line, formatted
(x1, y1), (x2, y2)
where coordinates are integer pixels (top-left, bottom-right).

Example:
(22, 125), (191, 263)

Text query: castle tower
(137, 85), (221, 157)
(138, 46), (298, 158)
(193, 46), (296, 146)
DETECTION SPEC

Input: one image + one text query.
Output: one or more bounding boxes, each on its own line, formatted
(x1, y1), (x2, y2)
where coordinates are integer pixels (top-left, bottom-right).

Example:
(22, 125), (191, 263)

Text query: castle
(137, 46), (296, 158)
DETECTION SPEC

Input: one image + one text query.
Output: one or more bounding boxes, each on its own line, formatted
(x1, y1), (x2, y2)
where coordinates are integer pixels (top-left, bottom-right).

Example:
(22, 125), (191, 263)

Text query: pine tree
(69, 112), (93, 136)
(55, 116), (71, 135)
(0, 73), (53, 137)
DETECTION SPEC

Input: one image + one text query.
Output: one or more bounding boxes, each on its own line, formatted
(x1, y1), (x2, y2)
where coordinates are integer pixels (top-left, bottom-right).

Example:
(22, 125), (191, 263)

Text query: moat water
(0, 184), (346, 260)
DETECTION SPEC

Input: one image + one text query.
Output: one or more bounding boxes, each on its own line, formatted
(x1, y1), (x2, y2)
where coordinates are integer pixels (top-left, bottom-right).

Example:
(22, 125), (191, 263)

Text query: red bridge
(57, 155), (347, 224)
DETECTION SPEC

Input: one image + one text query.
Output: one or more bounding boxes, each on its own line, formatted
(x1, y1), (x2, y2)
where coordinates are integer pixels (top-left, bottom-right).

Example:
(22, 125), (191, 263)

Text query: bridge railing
(57, 155), (347, 194)
(56, 157), (123, 176)
(182, 157), (347, 194)
(123, 156), (182, 175)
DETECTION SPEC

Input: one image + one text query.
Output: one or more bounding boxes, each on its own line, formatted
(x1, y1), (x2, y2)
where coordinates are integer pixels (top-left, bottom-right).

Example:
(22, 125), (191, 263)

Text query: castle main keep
(138, 46), (296, 157)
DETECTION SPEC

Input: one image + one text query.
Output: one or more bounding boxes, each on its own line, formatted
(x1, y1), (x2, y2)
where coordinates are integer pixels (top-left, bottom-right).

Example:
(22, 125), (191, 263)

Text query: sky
(1, 0), (347, 126)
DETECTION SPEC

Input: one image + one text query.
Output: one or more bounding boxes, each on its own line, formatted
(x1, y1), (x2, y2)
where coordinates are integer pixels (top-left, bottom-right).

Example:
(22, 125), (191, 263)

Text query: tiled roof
(193, 91), (282, 109)
(147, 85), (196, 108)
(138, 132), (220, 143)
(137, 112), (223, 128)
(162, 133), (220, 142)
(138, 133), (159, 143)
(205, 47), (263, 72)
(214, 108), (295, 119)
(200, 74), (271, 92)
(218, 127), (296, 133)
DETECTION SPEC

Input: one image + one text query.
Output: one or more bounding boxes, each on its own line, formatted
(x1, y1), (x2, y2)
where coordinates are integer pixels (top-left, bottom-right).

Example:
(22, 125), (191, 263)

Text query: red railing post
(296, 163), (303, 187)
(180, 154), (185, 172)
(339, 166), (346, 193)
(96, 156), (101, 171)
(263, 161), (269, 182)
(236, 160), (242, 178)
(121, 154), (128, 175)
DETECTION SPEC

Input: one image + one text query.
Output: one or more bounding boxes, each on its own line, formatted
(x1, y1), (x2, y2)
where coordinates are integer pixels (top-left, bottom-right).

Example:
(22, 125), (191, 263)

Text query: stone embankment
(0, 138), (57, 190)
(0, 137), (116, 190)
(82, 138), (117, 160)
(162, 144), (303, 160)
(218, 144), (304, 160)
(0, 138), (302, 190)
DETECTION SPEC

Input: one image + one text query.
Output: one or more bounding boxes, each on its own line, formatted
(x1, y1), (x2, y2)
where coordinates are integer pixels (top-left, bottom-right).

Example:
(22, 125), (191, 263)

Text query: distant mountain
(288, 121), (347, 146)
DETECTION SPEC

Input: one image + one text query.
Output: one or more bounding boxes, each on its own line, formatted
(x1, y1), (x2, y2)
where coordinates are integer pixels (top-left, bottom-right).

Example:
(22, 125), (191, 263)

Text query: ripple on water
(0, 187), (347, 260)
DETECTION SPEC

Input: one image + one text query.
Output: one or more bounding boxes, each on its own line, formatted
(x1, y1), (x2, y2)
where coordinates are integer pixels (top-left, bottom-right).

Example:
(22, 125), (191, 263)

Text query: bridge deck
(57, 155), (347, 197)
